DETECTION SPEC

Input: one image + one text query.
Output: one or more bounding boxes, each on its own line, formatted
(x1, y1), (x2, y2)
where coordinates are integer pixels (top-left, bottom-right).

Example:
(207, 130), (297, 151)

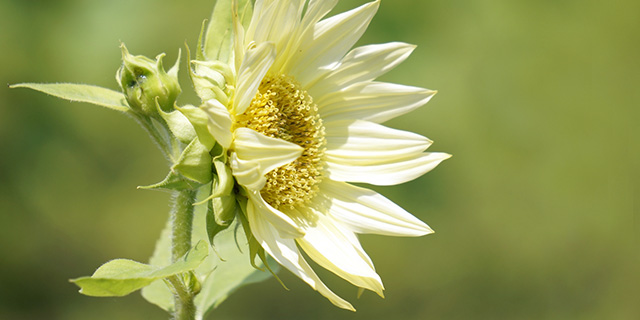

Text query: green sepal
(10, 83), (129, 112)
(176, 105), (216, 150)
(204, 0), (253, 63)
(172, 138), (213, 184)
(196, 20), (207, 61)
(212, 195), (236, 227)
(206, 201), (233, 246)
(155, 101), (196, 144)
(71, 241), (208, 297)
(138, 170), (202, 191)
(204, 159), (236, 224)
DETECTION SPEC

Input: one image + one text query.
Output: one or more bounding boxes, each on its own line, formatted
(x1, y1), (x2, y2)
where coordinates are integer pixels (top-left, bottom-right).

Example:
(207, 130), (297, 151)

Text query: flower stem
(170, 189), (197, 320)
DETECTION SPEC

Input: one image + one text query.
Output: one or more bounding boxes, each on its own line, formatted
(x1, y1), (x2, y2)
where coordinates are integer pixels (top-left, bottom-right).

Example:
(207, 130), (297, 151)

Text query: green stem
(170, 189), (197, 320)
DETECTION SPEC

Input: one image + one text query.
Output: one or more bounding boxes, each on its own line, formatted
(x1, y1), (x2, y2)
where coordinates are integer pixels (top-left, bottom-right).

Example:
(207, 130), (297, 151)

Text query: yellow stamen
(235, 74), (325, 210)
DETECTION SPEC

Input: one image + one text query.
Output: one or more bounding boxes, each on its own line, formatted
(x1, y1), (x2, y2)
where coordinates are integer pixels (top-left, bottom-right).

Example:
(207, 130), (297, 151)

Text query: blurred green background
(1, 0), (637, 319)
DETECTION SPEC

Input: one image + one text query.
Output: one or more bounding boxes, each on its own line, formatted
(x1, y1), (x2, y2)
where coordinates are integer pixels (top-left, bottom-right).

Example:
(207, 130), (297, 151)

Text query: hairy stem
(170, 189), (197, 320)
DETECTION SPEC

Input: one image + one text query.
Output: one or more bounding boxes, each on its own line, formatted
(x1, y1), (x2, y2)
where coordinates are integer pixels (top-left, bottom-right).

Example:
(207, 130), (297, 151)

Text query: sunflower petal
(233, 127), (303, 174)
(246, 206), (355, 311)
(324, 119), (432, 165)
(234, 42), (276, 115)
(288, 1), (380, 85)
(326, 152), (450, 186)
(297, 211), (384, 296)
(309, 42), (416, 99)
(201, 99), (233, 149)
(246, 190), (304, 238)
(318, 81), (436, 124)
(249, 0), (303, 57)
(321, 180), (434, 237)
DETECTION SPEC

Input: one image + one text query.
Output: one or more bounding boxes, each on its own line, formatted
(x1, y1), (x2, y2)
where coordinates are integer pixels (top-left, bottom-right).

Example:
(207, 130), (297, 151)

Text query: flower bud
(117, 44), (181, 116)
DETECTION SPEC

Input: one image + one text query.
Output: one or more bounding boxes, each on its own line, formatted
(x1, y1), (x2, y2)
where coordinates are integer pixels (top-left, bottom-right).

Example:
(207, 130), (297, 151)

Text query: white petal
(320, 180), (433, 237)
(249, 1), (303, 55)
(296, 211), (384, 296)
(324, 119), (432, 165)
(247, 206), (355, 311)
(300, 0), (339, 31)
(318, 81), (436, 124)
(201, 99), (233, 149)
(230, 128), (302, 191)
(229, 152), (267, 191)
(246, 190), (304, 238)
(233, 127), (303, 174)
(232, 1), (246, 73)
(234, 42), (276, 115)
(309, 42), (416, 100)
(326, 152), (451, 186)
(277, 0), (339, 73)
(287, 1), (380, 86)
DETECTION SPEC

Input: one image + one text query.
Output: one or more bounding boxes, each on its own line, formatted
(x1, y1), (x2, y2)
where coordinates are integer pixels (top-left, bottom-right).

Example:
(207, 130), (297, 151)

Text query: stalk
(170, 189), (197, 320)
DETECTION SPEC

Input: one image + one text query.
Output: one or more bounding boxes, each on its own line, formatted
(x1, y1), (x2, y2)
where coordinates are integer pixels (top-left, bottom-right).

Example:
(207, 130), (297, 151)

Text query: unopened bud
(117, 44), (181, 116)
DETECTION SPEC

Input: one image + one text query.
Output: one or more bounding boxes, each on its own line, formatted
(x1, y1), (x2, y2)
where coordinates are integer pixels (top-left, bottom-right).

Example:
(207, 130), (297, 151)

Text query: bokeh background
(1, 0), (637, 319)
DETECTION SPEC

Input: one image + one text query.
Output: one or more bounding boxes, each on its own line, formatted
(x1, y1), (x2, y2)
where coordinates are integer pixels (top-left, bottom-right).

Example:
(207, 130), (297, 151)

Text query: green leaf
(196, 220), (276, 317)
(10, 83), (129, 112)
(142, 187), (276, 316)
(204, 0), (253, 63)
(71, 241), (208, 297)
(138, 170), (202, 191)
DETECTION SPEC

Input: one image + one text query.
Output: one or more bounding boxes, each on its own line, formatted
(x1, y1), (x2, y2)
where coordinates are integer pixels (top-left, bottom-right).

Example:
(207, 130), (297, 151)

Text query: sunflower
(202, 0), (450, 310)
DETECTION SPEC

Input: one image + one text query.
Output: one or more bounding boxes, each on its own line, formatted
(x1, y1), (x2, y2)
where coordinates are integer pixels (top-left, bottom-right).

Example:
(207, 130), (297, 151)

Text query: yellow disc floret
(235, 74), (325, 210)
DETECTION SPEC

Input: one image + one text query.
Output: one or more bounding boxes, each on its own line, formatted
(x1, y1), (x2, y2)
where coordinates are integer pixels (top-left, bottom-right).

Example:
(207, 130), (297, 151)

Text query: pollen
(235, 74), (325, 210)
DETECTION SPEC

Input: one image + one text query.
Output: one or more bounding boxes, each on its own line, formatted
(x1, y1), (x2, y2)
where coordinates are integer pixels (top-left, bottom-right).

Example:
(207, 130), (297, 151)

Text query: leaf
(196, 221), (276, 318)
(204, 0), (253, 63)
(10, 83), (129, 112)
(141, 187), (277, 317)
(71, 241), (208, 297)
(138, 170), (202, 191)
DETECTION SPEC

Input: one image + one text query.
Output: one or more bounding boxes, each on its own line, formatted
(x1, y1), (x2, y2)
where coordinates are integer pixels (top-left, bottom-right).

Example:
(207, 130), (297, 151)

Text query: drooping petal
(325, 152), (451, 186)
(287, 1), (380, 86)
(296, 210), (384, 296)
(320, 180), (434, 237)
(308, 42), (416, 99)
(229, 152), (267, 191)
(231, 127), (303, 190)
(246, 190), (304, 238)
(201, 99), (233, 149)
(233, 127), (303, 173)
(324, 119), (432, 165)
(234, 42), (276, 115)
(317, 81), (436, 124)
(246, 205), (355, 311)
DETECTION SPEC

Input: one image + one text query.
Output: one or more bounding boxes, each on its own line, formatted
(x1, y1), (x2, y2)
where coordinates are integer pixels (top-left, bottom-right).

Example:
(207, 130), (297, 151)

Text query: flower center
(235, 74), (325, 210)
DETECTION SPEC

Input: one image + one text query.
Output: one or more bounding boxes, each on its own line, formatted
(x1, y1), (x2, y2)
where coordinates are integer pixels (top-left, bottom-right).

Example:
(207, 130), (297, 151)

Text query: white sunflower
(202, 0), (450, 310)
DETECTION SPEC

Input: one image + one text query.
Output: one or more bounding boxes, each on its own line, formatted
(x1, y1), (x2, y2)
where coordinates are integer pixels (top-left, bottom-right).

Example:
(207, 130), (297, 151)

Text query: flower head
(200, 0), (450, 310)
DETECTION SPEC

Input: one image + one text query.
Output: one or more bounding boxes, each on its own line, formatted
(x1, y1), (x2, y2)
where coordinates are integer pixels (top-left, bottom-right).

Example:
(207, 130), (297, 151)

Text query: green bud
(117, 44), (181, 116)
